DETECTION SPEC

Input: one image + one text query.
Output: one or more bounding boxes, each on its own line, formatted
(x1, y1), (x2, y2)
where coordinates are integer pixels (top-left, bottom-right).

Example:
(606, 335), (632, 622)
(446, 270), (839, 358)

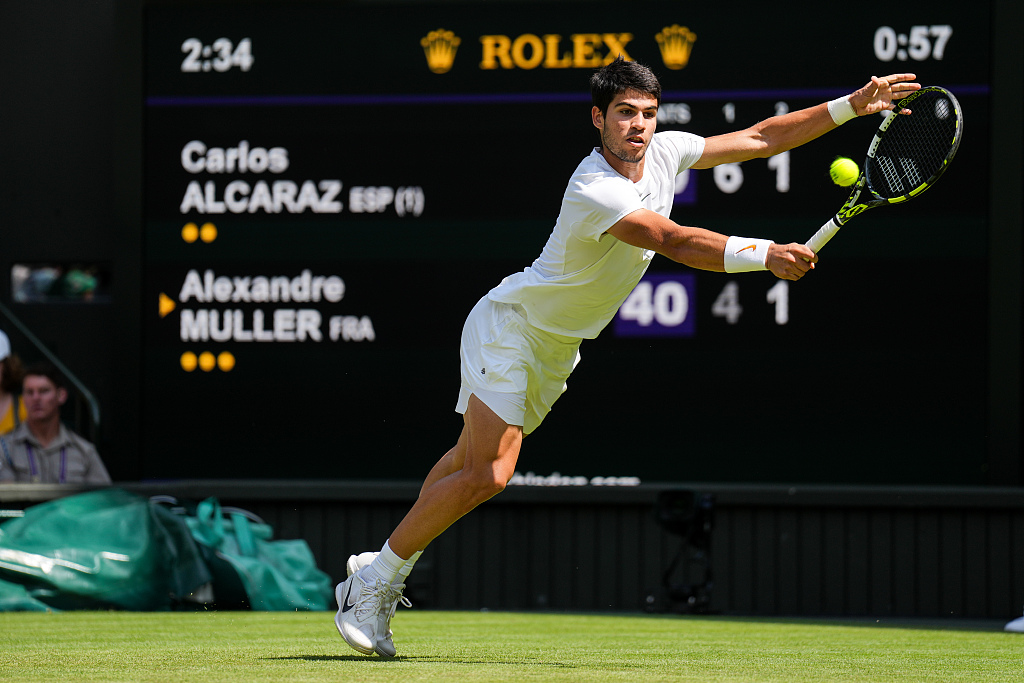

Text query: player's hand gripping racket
(806, 86), (963, 253)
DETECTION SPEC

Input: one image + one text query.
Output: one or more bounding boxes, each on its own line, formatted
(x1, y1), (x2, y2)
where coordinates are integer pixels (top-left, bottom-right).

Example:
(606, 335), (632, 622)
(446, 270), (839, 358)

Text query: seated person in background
(0, 330), (27, 435)
(0, 362), (111, 484)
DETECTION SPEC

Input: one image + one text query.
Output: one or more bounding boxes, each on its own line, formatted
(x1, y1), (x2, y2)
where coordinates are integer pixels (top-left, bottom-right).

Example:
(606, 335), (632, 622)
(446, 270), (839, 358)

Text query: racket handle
(806, 218), (842, 253)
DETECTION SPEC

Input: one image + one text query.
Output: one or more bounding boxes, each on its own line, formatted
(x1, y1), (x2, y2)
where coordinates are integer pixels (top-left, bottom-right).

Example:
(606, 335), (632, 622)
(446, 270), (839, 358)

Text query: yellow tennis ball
(829, 157), (859, 187)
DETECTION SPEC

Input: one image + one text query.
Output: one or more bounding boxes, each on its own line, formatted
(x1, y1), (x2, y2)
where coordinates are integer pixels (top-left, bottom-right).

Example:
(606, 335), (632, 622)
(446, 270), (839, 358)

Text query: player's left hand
(767, 243), (817, 281)
(850, 74), (921, 116)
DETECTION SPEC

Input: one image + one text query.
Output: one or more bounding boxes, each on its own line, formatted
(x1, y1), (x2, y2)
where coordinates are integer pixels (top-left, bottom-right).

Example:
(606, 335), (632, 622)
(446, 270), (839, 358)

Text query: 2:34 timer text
(180, 38), (254, 73)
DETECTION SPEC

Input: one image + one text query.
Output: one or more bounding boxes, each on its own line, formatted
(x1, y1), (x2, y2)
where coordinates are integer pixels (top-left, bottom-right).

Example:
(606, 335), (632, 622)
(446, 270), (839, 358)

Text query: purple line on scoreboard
(614, 272), (697, 338)
(145, 85), (990, 108)
(663, 84), (990, 101)
(145, 92), (592, 107)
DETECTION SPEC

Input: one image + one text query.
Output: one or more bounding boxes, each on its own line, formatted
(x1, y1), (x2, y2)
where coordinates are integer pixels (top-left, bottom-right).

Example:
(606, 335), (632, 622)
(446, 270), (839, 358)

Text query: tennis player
(336, 57), (920, 656)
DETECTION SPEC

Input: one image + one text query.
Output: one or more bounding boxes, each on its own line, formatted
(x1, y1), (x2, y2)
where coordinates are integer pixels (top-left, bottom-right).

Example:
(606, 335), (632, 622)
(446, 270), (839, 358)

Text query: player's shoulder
(651, 130), (704, 152)
(569, 151), (632, 194)
(649, 131), (706, 171)
(561, 150), (638, 215)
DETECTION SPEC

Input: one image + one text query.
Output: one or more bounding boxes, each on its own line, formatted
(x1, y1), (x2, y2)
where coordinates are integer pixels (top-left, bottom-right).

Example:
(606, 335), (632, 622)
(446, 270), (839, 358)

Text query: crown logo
(655, 25), (697, 70)
(421, 29), (462, 74)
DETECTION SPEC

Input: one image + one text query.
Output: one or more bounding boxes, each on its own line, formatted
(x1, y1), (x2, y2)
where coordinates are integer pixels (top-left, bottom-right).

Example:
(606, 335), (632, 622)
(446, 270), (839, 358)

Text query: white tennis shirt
(488, 130), (705, 339)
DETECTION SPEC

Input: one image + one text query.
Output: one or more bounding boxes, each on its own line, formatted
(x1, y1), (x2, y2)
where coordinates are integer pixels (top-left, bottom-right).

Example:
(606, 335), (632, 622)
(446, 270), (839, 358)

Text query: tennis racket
(806, 85), (963, 253)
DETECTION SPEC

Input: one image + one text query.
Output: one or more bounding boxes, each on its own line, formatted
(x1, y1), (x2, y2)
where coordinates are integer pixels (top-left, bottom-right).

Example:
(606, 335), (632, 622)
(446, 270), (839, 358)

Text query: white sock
(396, 551), (423, 583)
(364, 540), (406, 585)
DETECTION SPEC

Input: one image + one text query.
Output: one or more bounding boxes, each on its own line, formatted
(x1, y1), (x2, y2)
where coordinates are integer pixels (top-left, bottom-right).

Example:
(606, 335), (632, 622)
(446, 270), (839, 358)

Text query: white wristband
(724, 236), (773, 273)
(827, 95), (857, 125)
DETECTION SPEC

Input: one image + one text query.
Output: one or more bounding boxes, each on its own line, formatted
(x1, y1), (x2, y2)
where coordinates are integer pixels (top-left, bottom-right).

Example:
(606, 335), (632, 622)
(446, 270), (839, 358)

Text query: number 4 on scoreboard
(711, 282), (742, 324)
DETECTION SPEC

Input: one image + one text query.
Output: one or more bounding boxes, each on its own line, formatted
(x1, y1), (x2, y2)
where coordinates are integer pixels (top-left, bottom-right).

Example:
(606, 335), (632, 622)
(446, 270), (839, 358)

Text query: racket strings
(867, 90), (959, 199)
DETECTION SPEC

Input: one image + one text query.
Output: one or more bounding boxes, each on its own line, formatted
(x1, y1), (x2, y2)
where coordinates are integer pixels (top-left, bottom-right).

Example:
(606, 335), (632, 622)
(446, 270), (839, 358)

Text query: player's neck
(600, 146), (645, 182)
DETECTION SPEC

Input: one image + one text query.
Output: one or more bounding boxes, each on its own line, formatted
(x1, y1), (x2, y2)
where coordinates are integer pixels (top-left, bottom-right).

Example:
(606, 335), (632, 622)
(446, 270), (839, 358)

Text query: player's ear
(592, 106), (604, 131)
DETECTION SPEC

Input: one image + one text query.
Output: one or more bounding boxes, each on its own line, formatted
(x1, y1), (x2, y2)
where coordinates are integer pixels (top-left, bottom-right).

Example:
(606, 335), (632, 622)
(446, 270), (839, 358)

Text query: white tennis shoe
(334, 569), (390, 656)
(346, 551), (379, 576)
(346, 552), (412, 658)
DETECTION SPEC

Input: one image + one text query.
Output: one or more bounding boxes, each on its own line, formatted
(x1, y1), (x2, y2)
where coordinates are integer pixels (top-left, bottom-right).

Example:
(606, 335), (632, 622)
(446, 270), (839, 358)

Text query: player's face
(594, 90), (658, 166)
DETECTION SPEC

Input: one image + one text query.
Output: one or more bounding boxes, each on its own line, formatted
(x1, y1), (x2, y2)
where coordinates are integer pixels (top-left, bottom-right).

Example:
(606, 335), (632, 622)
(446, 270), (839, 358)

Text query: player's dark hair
(22, 362), (68, 391)
(590, 56), (662, 115)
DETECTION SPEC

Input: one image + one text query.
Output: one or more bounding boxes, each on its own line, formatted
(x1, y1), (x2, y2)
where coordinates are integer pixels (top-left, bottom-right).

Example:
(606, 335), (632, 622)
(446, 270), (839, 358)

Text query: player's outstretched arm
(606, 209), (817, 281)
(606, 209), (726, 270)
(692, 73), (921, 169)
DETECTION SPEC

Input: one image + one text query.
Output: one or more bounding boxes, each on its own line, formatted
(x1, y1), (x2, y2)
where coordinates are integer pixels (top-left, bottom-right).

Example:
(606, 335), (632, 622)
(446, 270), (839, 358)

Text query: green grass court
(0, 611), (1018, 682)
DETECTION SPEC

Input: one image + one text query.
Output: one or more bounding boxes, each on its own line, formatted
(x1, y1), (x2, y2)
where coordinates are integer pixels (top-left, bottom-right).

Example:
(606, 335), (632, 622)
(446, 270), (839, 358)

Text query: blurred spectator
(0, 362), (110, 484)
(12, 265), (61, 302)
(0, 330), (27, 435)
(12, 264), (101, 303)
(51, 267), (99, 301)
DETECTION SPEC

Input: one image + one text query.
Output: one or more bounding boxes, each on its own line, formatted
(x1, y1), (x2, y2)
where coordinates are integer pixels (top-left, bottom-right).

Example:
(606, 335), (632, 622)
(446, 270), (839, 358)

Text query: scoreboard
(142, 1), (992, 484)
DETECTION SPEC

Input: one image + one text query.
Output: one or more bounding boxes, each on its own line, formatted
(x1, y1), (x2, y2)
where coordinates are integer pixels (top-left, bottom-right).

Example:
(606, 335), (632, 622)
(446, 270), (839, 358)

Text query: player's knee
(478, 471), (507, 498)
(464, 470), (507, 507)
(489, 474), (508, 496)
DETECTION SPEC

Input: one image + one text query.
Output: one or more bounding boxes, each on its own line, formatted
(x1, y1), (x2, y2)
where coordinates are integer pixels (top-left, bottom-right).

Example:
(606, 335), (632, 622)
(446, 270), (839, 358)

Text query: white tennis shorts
(456, 296), (582, 435)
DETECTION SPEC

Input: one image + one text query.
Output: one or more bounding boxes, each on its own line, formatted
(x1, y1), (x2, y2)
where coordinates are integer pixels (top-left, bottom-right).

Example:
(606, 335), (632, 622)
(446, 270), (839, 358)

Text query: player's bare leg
(416, 428), (470, 497)
(388, 393), (523, 559)
(336, 394), (522, 656)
